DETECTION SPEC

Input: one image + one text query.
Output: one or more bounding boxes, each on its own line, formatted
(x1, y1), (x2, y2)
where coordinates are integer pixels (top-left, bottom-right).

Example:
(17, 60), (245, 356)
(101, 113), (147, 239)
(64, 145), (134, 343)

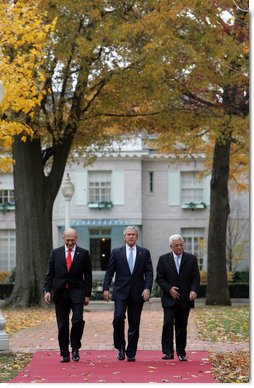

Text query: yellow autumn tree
(0, 0), (56, 172)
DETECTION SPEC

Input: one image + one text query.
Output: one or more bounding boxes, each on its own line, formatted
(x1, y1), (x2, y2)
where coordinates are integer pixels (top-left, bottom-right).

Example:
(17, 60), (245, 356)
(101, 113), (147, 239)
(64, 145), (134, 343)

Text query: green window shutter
(75, 171), (87, 205)
(168, 171), (180, 206)
(112, 170), (124, 205)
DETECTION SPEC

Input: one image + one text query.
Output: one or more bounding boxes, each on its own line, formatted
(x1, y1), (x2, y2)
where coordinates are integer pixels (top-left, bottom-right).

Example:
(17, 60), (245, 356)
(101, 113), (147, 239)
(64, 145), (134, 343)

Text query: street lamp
(0, 80), (9, 351)
(61, 173), (75, 229)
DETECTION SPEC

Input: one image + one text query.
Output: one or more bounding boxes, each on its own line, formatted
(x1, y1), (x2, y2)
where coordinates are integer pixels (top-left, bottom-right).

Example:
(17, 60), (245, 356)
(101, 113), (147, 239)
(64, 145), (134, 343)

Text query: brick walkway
(8, 299), (249, 354)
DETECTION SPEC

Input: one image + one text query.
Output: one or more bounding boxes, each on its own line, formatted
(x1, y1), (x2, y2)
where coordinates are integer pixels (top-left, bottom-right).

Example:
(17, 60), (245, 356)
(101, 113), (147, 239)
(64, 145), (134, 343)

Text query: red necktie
(66, 249), (72, 272)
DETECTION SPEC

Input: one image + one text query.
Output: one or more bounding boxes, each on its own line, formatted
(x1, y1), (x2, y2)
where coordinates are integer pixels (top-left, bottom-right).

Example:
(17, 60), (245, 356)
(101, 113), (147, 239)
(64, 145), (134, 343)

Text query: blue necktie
(176, 255), (180, 274)
(128, 248), (134, 273)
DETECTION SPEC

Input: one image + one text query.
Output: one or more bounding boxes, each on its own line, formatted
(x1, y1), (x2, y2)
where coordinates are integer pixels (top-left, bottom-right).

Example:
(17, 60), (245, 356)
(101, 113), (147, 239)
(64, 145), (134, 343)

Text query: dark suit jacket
(43, 245), (92, 303)
(103, 245), (153, 302)
(156, 251), (200, 309)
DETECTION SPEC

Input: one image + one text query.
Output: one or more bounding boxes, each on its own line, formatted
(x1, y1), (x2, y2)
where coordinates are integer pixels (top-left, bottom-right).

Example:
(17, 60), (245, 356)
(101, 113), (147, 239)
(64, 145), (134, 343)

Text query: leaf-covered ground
(194, 306), (249, 383)
(0, 306), (249, 383)
(2, 307), (55, 335)
(194, 306), (249, 342)
(0, 353), (32, 382)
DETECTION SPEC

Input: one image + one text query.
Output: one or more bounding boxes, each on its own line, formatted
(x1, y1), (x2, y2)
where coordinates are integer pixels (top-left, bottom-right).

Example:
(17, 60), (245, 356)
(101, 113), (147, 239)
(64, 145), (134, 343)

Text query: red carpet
(10, 350), (217, 383)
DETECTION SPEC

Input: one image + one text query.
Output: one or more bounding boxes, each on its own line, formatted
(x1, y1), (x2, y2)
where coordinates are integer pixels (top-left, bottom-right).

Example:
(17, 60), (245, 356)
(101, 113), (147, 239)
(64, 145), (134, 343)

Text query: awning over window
(59, 219), (142, 227)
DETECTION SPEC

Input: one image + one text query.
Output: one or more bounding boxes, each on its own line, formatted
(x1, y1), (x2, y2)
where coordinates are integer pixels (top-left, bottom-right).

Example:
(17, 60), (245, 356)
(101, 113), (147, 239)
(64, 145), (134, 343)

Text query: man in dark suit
(156, 234), (200, 361)
(43, 228), (92, 363)
(103, 226), (153, 362)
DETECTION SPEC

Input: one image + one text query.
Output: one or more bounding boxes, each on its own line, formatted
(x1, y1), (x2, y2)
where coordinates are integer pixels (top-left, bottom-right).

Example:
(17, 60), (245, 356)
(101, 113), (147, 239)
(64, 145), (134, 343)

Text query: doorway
(89, 228), (111, 270)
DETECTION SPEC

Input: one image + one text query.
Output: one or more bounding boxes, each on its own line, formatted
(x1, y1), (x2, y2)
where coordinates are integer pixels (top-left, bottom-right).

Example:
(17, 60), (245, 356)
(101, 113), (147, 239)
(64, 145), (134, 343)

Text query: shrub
(0, 272), (10, 283)
(233, 271), (249, 283)
(199, 271), (234, 283)
(197, 283), (249, 298)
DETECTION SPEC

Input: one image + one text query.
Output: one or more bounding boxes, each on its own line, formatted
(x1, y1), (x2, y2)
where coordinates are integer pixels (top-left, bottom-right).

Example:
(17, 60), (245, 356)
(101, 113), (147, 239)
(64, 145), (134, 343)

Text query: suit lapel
(180, 252), (187, 270)
(60, 246), (67, 270)
(72, 246), (80, 266)
(133, 245), (141, 272)
(168, 252), (178, 273)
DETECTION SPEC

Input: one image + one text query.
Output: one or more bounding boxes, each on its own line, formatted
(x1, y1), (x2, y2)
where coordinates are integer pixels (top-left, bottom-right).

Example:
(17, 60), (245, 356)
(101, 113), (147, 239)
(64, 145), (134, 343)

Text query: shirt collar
(65, 245), (76, 253)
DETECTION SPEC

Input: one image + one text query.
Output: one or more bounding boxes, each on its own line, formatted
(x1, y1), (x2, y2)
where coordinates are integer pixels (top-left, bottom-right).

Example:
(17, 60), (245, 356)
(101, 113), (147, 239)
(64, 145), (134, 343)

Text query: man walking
(103, 226), (153, 362)
(43, 228), (92, 363)
(156, 234), (200, 361)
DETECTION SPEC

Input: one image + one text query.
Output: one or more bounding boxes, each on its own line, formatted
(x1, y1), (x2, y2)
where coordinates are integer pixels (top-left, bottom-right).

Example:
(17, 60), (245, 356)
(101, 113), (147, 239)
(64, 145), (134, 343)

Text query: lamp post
(61, 173), (75, 229)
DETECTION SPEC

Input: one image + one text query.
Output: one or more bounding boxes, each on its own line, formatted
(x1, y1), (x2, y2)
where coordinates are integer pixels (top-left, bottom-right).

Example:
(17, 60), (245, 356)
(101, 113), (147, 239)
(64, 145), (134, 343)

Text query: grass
(194, 306), (249, 383)
(0, 304), (249, 383)
(0, 353), (32, 382)
(194, 306), (249, 342)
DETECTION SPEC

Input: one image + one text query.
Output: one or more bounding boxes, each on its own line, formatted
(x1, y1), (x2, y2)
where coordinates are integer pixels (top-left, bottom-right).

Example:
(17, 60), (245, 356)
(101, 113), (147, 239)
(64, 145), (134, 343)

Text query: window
(0, 230), (16, 271)
(88, 171), (111, 203)
(181, 171), (203, 204)
(181, 228), (205, 270)
(0, 189), (14, 205)
(0, 174), (15, 211)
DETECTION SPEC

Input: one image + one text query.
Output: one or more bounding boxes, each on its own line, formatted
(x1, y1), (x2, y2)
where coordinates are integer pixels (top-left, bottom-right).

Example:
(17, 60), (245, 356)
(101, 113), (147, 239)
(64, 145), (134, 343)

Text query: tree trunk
(4, 135), (70, 307)
(206, 138), (231, 305)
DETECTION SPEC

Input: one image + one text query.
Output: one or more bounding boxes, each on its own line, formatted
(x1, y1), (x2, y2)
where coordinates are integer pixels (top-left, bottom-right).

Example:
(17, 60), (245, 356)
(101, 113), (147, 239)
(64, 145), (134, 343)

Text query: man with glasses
(156, 234), (200, 361)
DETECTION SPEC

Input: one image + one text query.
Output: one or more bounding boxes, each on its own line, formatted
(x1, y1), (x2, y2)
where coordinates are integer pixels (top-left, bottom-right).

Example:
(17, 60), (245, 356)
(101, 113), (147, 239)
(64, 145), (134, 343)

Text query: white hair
(169, 234), (184, 245)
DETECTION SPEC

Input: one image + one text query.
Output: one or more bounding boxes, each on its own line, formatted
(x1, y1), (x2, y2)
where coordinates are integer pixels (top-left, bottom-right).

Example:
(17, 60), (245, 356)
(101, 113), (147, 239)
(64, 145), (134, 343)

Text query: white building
(0, 135), (249, 278)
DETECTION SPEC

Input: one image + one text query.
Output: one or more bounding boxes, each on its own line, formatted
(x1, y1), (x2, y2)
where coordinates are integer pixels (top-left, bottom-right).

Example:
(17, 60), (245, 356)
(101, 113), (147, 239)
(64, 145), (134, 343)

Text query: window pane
(88, 171), (111, 202)
(0, 230), (16, 271)
(181, 228), (205, 270)
(181, 172), (203, 203)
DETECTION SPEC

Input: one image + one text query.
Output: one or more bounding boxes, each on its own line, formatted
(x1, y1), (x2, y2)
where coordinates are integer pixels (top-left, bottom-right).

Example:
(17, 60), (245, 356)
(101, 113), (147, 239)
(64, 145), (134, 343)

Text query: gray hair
(123, 226), (139, 237)
(169, 234), (184, 245)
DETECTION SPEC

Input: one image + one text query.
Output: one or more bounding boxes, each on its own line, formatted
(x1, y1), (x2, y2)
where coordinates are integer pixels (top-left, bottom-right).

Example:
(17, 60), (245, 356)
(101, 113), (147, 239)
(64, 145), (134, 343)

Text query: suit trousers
(162, 303), (190, 355)
(55, 289), (85, 356)
(113, 298), (143, 358)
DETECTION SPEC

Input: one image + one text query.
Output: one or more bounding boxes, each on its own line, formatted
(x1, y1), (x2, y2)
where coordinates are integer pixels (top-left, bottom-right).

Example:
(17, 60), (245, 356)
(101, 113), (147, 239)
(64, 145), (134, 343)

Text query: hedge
(0, 282), (249, 300)
(0, 283), (14, 299)
(197, 283), (249, 298)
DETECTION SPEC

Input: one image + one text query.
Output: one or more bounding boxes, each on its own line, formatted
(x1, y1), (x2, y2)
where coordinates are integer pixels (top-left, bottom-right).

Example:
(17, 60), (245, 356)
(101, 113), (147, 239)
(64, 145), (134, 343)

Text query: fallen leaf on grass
(210, 351), (249, 383)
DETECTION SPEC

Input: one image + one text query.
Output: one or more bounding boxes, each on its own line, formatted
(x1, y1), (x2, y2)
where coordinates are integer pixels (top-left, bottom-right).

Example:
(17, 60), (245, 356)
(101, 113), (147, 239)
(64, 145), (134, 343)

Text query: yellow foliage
(0, 271), (10, 283)
(0, 1), (56, 171)
(200, 271), (234, 283)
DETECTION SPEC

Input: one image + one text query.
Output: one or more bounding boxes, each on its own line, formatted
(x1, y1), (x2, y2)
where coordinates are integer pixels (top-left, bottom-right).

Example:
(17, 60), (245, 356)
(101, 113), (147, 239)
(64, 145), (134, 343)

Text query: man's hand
(141, 289), (150, 302)
(44, 291), (51, 304)
(84, 297), (90, 306)
(103, 290), (110, 302)
(189, 291), (197, 301)
(169, 286), (180, 299)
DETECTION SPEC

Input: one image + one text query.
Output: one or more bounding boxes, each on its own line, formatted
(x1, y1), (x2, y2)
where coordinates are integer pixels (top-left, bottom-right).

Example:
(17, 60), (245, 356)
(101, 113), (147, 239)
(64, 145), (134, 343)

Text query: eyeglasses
(172, 244), (184, 247)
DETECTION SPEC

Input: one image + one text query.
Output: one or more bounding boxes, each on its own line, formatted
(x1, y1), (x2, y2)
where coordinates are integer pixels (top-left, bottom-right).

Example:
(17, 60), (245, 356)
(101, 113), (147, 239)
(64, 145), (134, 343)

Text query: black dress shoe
(117, 349), (125, 360)
(60, 356), (70, 363)
(162, 352), (174, 360)
(127, 357), (136, 362)
(178, 354), (187, 361)
(72, 349), (80, 362)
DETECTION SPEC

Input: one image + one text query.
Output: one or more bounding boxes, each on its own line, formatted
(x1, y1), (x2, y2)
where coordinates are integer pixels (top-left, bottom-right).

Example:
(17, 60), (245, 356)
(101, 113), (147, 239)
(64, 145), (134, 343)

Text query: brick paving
(8, 299), (249, 355)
